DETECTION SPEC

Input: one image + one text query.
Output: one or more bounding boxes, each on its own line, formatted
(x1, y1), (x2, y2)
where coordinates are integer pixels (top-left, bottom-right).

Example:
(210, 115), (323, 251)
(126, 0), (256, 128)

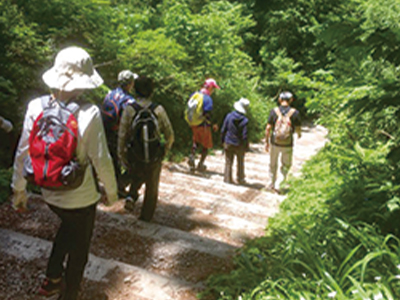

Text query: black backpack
(127, 102), (164, 164)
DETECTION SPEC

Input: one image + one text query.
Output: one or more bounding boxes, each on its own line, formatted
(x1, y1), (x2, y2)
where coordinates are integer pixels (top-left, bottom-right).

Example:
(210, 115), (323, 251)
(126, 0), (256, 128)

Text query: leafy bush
(0, 168), (12, 205)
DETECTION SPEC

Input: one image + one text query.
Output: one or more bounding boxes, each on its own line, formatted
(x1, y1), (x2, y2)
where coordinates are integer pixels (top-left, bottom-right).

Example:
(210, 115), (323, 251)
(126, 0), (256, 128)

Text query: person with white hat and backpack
(11, 46), (118, 300)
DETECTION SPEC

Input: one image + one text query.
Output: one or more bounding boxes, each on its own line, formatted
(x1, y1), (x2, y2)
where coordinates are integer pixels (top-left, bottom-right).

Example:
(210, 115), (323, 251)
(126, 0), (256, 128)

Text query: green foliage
(0, 168), (12, 204)
(0, 0), (50, 92)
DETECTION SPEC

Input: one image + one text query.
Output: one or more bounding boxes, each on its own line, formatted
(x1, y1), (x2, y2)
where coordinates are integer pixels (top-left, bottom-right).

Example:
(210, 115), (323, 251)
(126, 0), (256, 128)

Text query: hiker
(0, 116), (13, 132)
(118, 75), (174, 221)
(102, 70), (138, 197)
(265, 91), (301, 192)
(221, 98), (250, 185)
(11, 46), (118, 300)
(186, 78), (220, 172)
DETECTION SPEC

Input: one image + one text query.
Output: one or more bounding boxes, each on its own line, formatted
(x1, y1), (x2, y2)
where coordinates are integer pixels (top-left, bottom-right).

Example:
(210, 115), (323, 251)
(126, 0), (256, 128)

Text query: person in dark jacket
(220, 98), (250, 184)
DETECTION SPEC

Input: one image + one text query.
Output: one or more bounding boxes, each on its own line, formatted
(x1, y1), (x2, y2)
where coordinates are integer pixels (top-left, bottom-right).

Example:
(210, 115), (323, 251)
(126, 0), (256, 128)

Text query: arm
(85, 107), (118, 205)
(202, 95), (218, 130)
(265, 109), (277, 152)
(295, 126), (302, 138)
(155, 105), (174, 153)
(265, 123), (272, 152)
(11, 98), (43, 211)
(0, 116), (13, 132)
(220, 116), (228, 145)
(293, 110), (302, 138)
(118, 105), (135, 168)
(242, 118), (249, 150)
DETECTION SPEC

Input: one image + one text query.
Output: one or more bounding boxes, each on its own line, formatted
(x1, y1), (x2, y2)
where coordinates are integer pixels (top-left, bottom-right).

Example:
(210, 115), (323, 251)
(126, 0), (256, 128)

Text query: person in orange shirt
(188, 78), (220, 172)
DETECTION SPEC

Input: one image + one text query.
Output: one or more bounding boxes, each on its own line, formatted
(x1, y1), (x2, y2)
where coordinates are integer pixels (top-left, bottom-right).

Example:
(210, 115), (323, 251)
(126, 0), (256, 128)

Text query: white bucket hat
(234, 98), (250, 114)
(42, 46), (103, 91)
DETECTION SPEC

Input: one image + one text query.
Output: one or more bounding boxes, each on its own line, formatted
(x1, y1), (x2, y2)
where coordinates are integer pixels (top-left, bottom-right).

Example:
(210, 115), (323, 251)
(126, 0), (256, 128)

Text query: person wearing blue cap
(265, 91), (301, 193)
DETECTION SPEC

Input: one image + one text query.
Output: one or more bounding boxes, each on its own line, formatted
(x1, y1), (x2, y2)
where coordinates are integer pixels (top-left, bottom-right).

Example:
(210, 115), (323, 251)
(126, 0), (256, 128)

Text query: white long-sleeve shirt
(12, 96), (118, 209)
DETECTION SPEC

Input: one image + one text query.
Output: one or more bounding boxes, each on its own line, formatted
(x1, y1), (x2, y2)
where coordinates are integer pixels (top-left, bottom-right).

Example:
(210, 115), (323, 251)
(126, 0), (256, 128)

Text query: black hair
(135, 76), (153, 98)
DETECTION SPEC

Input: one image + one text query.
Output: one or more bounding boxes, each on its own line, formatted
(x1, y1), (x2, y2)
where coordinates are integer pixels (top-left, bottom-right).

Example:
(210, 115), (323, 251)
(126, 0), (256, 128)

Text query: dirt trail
(0, 123), (327, 300)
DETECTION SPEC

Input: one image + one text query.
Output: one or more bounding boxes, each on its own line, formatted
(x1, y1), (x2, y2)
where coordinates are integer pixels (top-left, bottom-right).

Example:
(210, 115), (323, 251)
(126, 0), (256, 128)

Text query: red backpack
(23, 96), (86, 190)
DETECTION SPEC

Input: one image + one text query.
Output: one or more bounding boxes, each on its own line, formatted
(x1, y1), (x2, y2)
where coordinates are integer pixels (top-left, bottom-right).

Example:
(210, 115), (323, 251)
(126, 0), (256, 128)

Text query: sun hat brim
(42, 67), (103, 92)
(234, 101), (246, 114)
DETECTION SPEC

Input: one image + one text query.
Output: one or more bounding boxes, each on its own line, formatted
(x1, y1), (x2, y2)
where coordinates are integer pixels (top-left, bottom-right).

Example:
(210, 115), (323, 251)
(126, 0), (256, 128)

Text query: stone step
(0, 198), (237, 283)
(161, 164), (285, 207)
(99, 199), (266, 248)
(0, 228), (201, 300)
(157, 181), (277, 224)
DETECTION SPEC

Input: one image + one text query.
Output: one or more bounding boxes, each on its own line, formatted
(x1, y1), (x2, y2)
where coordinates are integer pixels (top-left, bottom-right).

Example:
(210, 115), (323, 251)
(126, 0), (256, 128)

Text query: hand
(102, 193), (118, 207)
(121, 159), (130, 172)
(265, 143), (270, 153)
(212, 124), (219, 132)
(12, 190), (29, 213)
(1, 119), (13, 133)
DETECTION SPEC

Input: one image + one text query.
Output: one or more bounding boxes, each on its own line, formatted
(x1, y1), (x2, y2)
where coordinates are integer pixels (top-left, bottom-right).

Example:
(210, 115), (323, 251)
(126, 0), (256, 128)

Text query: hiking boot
(124, 196), (137, 212)
(118, 190), (128, 199)
(238, 179), (247, 185)
(265, 184), (279, 193)
(197, 164), (207, 172)
(188, 157), (195, 172)
(38, 276), (63, 297)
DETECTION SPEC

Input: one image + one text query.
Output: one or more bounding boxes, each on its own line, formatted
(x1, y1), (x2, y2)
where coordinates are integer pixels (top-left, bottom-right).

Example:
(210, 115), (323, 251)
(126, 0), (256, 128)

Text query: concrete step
(0, 198), (237, 283)
(0, 228), (201, 300)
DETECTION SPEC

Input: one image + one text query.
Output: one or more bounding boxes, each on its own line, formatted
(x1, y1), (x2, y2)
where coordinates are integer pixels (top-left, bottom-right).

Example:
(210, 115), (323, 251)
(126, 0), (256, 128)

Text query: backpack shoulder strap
(40, 95), (52, 109)
(66, 101), (80, 115)
(149, 102), (159, 112)
(274, 107), (282, 118)
(286, 108), (296, 118)
(131, 101), (143, 112)
(115, 94), (133, 113)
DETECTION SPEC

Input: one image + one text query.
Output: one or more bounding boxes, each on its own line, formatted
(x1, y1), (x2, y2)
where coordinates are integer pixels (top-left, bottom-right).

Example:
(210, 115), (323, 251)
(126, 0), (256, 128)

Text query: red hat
(204, 78), (220, 89)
